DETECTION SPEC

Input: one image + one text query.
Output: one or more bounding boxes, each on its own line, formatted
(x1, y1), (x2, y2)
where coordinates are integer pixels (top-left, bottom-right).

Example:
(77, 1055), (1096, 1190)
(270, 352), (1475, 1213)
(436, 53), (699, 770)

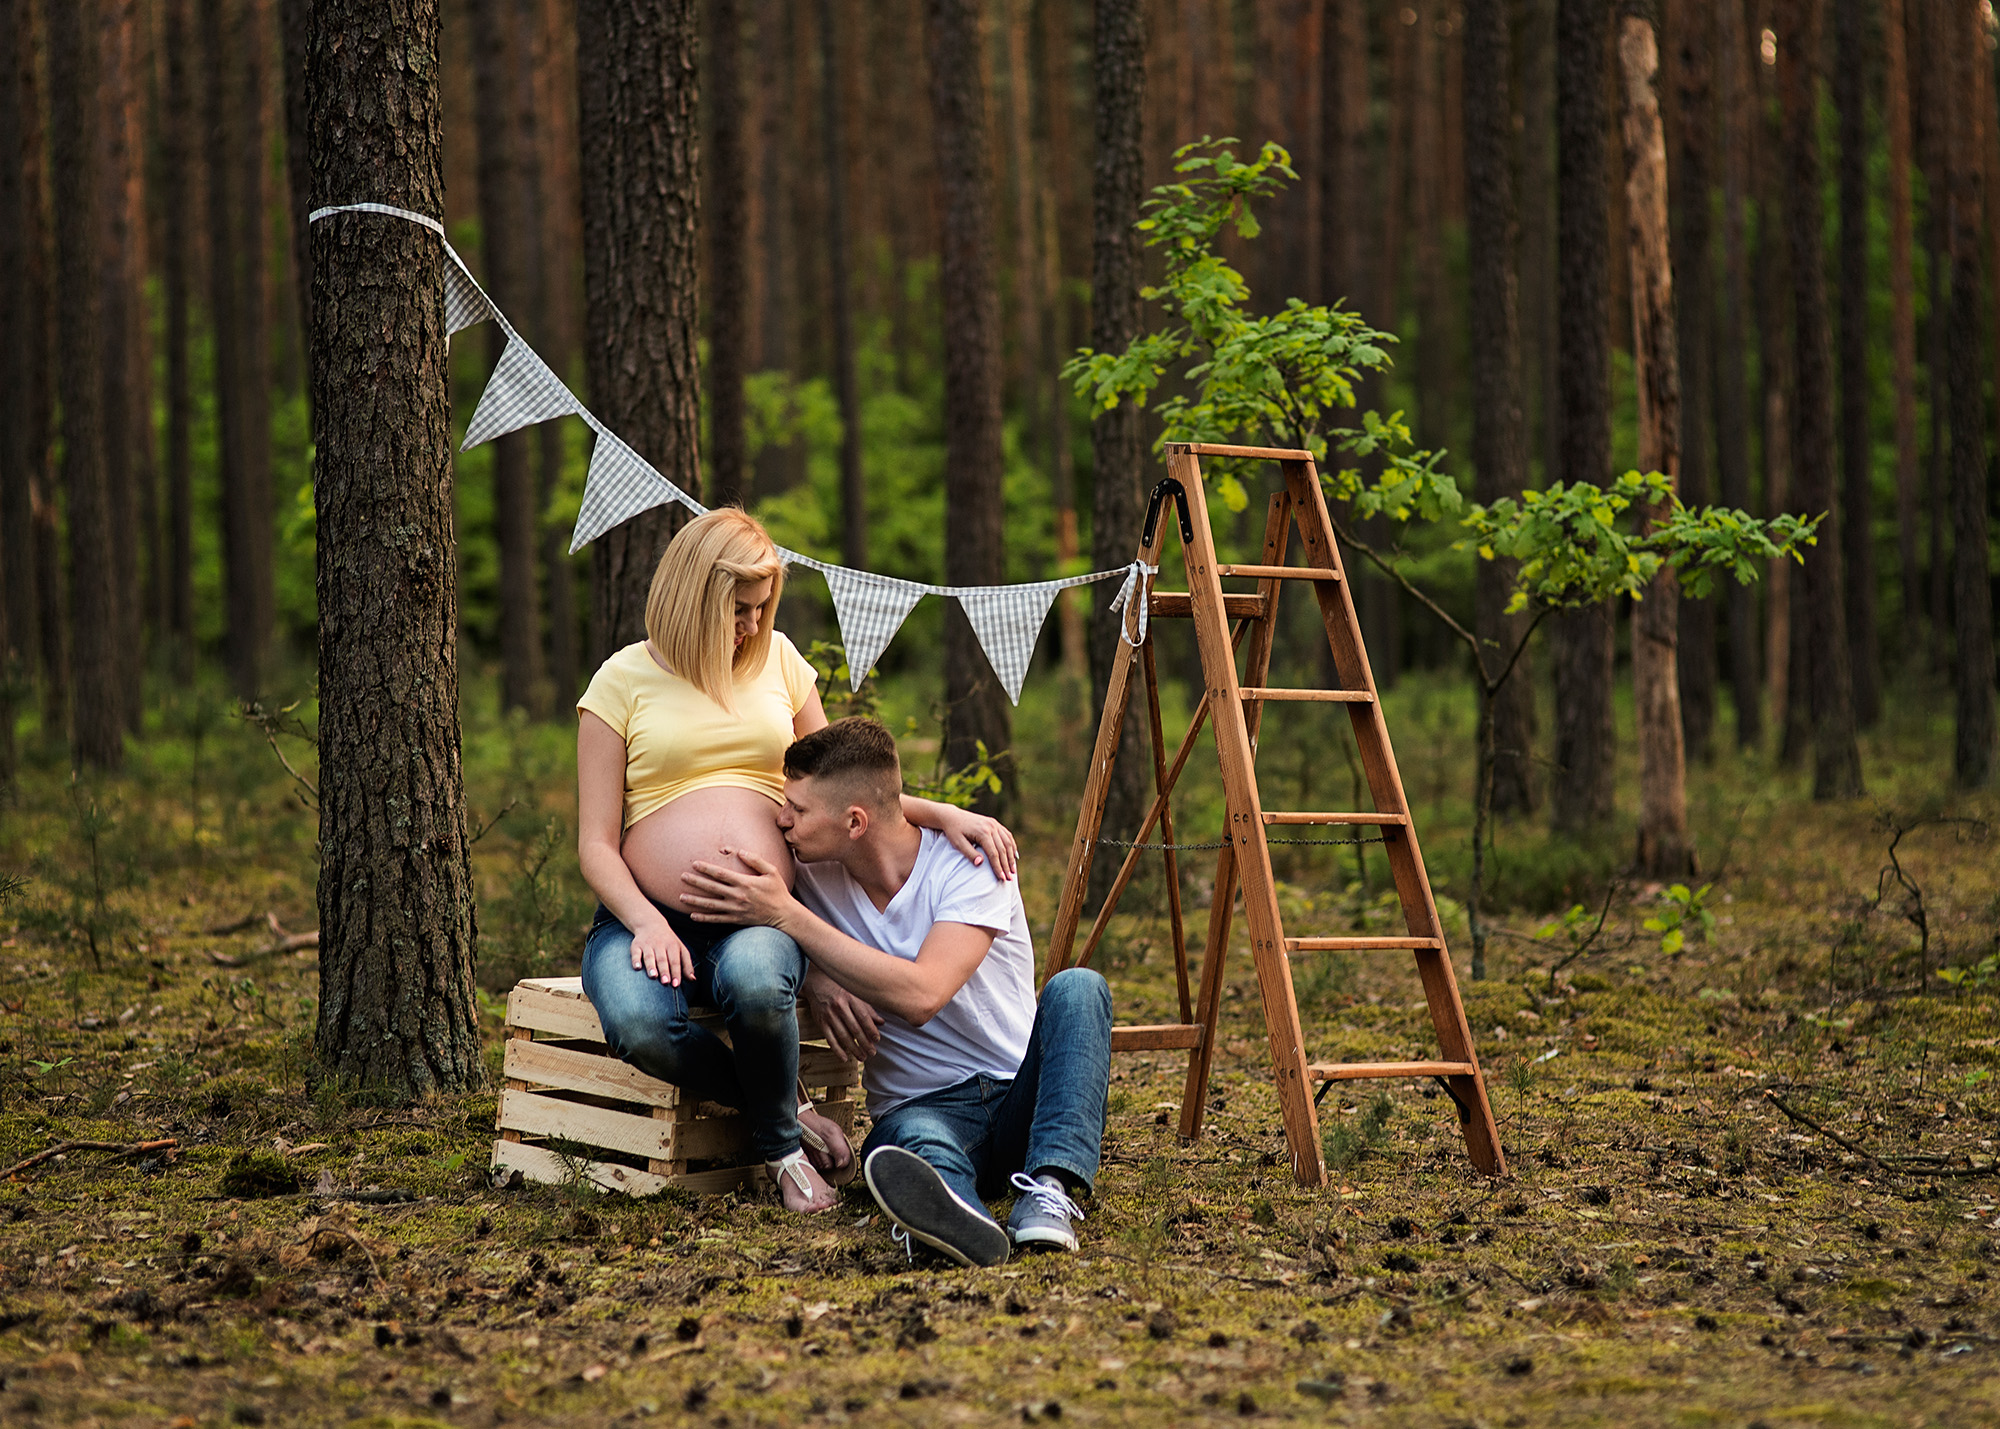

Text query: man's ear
(845, 803), (870, 841)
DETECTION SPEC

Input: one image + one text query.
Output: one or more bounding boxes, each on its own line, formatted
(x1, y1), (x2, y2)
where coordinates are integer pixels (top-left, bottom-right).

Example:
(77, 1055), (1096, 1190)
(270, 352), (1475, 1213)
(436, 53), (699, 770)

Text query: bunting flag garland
(308, 200), (1157, 705)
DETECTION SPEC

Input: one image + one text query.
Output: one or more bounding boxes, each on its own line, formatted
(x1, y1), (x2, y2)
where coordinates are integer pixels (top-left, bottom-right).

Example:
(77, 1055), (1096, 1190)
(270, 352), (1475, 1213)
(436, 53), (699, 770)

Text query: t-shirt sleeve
(576, 655), (634, 740)
(774, 634), (819, 716)
(931, 854), (1020, 938)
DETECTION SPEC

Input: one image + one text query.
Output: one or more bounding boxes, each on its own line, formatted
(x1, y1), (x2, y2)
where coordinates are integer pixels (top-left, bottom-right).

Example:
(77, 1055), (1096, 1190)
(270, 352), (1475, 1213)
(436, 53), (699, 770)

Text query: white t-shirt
(792, 827), (1036, 1118)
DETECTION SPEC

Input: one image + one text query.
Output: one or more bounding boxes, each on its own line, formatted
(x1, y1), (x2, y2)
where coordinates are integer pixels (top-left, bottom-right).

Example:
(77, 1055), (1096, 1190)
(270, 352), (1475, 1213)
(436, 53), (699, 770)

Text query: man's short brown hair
(784, 717), (903, 812)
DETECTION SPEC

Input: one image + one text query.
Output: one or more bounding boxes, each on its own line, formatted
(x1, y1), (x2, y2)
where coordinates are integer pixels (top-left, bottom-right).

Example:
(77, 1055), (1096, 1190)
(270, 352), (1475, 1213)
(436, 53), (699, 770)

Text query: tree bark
(1833, 0), (1880, 726)
(1714, 0), (1760, 746)
(578, 0), (702, 665)
(1883, 0), (1920, 652)
(1553, 0), (1616, 836)
(1520, 0), (1559, 480)
(1621, 8), (1693, 877)
(1946, 0), (1994, 786)
(309, 0), (482, 1097)
(0, 0), (38, 714)
(1668, 0), (1717, 760)
(472, 0), (549, 715)
(1775, 0), (1864, 798)
(1087, 0), (1151, 880)
(1462, 0), (1536, 817)
(280, 0), (312, 394)
(1040, 0), (1084, 684)
(816, 0), (865, 570)
(48, 0), (122, 769)
(162, 0), (196, 682)
(705, 0), (746, 508)
(924, 0), (1011, 813)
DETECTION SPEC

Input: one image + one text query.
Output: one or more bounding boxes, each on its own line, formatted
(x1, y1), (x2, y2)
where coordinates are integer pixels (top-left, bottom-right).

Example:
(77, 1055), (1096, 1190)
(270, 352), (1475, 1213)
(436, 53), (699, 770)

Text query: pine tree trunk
(1883, 0), (1920, 651)
(1553, 0), (1616, 835)
(816, 0), (865, 570)
(1041, 0), (1085, 685)
(1947, 0), (1995, 785)
(1917, 0), (1950, 651)
(1087, 0), (1151, 881)
(163, 0), (196, 681)
(1833, 0), (1880, 726)
(705, 0), (747, 508)
(1714, 0), (1761, 746)
(924, 0), (1011, 813)
(1519, 0), (1559, 480)
(239, 0), (275, 691)
(1776, 0), (1864, 798)
(1462, 0), (1536, 817)
(280, 0), (311, 386)
(309, 0), (483, 1098)
(578, 0), (702, 664)
(0, 0), (39, 714)
(48, 0), (122, 769)
(1669, 0), (1717, 760)
(1621, 9), (1693, 877)
(472, 0), (549, 715)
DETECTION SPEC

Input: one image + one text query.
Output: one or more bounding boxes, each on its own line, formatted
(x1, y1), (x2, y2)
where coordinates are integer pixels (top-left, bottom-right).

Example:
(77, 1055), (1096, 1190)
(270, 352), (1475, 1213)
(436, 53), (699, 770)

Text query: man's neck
(841, 817), (923, 913)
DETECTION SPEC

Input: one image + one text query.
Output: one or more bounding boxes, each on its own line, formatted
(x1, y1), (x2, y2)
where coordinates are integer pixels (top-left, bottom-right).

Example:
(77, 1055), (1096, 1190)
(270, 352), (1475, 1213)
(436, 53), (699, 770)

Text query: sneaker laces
(890, 1224), (916, 1264)
(1010, 1173), (1085, 1224)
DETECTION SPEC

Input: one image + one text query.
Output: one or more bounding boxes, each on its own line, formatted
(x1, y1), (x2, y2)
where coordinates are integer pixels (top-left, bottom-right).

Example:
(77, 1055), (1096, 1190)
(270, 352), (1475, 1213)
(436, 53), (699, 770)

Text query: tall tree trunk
(816, 0), (865, 569)
(1040, 0), (1085, 685)
(309, 0), (482, 1097)
(1757, 0), (1805, 761)
(1669, 0), (1717, 760)
(1411, 0), (1450, 448)
(163, 0), (196, 682)
(578, 0), (702, 665)
(1947, 0), (1994, 785)
(705, 0), (746, 508)
(1462, 0), (1536, 816)
(22, 0), (61, 744)
(48, 0), (122, 769)
(1776, 0), (1864, 798)
(1714, 0), (1761, 745)
(1833, 0), (1880, 726)
(472, 0), (549, 715)
(1883, 0), (1920, 648)
(1553, 0), (1616, 835)
(1917, 0), (1950, 652)
(97, 0), (142, 730)
(0, 0), (38, 721)
(240, 0), (275, 689)
(1621, 7), (1693, 877)
(280, 0), (311, 394)
(1087, 0), (1150, 882)
(1519, 0), (1559, 482)
(924, 0), (1011, 813)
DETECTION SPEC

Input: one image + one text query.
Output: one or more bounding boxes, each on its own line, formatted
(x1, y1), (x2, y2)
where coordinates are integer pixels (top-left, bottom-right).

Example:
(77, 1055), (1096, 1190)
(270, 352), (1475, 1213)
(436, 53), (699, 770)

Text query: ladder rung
(1286, 937), (1444, 952)
(1110, 1024), (1206, 1051)
(1173, 441), (1316, 461)
(1148, 591), (1268, 619)
(1309, 1060), (1477, 1081)
(1238, 687), (1374, 703)
(1263, 811), (1407, 826)
(1215, 564), (1341, 582)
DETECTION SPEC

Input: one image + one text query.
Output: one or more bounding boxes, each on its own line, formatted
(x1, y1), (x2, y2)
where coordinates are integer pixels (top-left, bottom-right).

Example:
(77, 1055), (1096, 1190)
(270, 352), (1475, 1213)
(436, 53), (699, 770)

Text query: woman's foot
(767, 1149), (840, 1213)
(797, 1101), (858, 1186)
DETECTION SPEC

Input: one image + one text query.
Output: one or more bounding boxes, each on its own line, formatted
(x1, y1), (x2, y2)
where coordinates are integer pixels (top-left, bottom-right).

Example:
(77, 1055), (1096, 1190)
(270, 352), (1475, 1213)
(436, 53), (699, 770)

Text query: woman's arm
(577, 712), (695, 987)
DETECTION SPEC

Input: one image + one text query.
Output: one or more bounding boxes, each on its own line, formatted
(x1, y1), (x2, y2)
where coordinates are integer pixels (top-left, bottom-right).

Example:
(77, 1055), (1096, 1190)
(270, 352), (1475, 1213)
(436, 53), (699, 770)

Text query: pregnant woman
(577, 508), (1014, 1213)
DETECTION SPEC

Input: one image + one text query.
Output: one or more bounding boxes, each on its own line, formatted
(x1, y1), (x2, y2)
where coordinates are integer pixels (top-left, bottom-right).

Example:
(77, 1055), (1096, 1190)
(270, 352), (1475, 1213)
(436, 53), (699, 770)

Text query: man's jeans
(580, 902), (805, 1164)
(861, 967), (1112, 1207)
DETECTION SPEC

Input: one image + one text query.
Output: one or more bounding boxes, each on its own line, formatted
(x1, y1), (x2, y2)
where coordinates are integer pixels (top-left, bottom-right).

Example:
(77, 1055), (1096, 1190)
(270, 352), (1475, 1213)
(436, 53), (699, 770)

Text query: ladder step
(1285, 936), (1444, 952)
(1263, 811), (1407, 826)
(1215, 563), (1341, 582)
(1174, 441), (1316, 460)
(1149, 591), (1268, 619)
(1238, 687), (1374, 703)
(1309, 1060), (1477, 1082)
(1110, 1024), (1206, 1051)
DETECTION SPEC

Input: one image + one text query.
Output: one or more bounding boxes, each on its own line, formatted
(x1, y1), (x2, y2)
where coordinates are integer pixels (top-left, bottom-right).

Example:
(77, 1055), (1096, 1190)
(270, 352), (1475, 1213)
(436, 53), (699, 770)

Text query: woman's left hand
(936, 805), (1018, 881)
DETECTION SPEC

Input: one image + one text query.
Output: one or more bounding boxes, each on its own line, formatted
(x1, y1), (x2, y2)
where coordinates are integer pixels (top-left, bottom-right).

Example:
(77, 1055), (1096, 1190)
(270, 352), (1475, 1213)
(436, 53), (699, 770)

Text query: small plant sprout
(1643, 883), (1716, 956)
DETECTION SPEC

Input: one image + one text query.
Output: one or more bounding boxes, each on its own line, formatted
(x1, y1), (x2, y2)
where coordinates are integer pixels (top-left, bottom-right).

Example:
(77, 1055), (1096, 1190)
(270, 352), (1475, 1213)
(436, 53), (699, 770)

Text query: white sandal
(766, 1149), (837, 1211)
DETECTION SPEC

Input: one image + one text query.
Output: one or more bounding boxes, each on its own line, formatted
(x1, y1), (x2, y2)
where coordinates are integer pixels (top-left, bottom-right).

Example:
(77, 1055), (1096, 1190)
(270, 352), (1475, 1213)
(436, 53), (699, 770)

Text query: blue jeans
(580, 902), (806, 1164)
(861, 968), (1112, 1208)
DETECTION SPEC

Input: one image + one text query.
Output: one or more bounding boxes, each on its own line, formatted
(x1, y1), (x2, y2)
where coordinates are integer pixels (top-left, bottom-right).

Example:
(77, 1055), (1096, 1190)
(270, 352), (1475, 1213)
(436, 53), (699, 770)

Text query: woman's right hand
(631, 914), (695, 987)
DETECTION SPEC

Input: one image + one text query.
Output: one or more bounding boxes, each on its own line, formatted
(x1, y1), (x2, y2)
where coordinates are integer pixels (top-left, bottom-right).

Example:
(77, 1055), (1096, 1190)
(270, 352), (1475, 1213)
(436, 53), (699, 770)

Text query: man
(679, 717), (1112, 1267)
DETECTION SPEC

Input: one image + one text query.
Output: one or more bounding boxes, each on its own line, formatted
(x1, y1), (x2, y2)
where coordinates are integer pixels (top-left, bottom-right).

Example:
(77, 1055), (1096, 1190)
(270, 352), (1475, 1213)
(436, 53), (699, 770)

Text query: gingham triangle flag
(823, 568), (930, 692)
(461, 334), (583, 452)
(569, 425), (705, 553)
(443, 257), (498, 336)
(958, 583), (1065, 704)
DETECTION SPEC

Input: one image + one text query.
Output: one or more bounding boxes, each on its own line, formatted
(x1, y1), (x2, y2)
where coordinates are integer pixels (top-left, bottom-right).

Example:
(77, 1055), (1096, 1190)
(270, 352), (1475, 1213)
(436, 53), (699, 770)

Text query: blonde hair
(644, 508), (786, 707)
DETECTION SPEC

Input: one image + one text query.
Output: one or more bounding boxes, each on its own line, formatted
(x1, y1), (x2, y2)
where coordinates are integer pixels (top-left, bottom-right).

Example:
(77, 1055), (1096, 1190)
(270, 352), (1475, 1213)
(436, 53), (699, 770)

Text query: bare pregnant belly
(621, 785), (795, 912)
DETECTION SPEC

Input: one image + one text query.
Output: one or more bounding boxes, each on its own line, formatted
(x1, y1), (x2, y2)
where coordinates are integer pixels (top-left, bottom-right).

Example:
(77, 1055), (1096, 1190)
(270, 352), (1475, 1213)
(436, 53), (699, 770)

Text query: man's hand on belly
(680, 848), (802, 931)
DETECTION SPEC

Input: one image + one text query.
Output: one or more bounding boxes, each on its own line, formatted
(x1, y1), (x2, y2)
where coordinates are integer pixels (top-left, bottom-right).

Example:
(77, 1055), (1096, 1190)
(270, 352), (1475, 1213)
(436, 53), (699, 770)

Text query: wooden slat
(498, 1088), (677, 1159)
(1110, 1023), (1205, 1051)
(1238, 686), (1373, 703)
(1148, 590), (1266, 619)
(504, 1038), (682, 1107)
(491, 1139), (763, 1196)
(799, 1048), (861, 1087)
(1308, 1060), (1477, 1081)
(507, 978), (830, 1044)
(1172, 441), (1314, 460)
(1215, 564), (1340, 582)
(1285, 936), (1444, 952)
(1262, 811), (1407, 825)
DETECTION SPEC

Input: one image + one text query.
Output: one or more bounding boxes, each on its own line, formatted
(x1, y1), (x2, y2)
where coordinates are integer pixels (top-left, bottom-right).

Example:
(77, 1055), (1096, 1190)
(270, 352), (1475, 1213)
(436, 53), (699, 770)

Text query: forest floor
(1, 669), (1998, 1427)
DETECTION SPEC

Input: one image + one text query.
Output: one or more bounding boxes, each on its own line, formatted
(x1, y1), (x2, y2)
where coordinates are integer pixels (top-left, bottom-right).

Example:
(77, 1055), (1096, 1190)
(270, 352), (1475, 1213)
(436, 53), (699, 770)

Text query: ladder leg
(1142, 639), (1192, 1023)
(1177, 842), (1238, 1141)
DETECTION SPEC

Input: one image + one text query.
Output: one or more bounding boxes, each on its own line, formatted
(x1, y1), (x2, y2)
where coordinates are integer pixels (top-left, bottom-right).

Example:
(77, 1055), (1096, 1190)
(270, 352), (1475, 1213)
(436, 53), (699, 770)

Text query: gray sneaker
(1007, 1172), (1085, 1253)
(863, 1146), (1011, 1268)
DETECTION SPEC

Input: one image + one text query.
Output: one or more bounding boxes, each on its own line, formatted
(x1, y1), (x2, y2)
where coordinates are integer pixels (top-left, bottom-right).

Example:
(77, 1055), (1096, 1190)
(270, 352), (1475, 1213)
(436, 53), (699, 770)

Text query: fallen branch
(1, 1137), (179, 1181)
(307, 1225), (386, 1285)
(207, 931), (319, 967)
(1764, 1091), (1998, 1178)
(205, 910), (281, 937)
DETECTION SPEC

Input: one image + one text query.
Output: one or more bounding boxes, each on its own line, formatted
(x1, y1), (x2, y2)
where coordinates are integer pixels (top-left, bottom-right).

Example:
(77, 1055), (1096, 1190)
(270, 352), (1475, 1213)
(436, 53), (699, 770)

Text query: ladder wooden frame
(1040, 443), (1506, 1186)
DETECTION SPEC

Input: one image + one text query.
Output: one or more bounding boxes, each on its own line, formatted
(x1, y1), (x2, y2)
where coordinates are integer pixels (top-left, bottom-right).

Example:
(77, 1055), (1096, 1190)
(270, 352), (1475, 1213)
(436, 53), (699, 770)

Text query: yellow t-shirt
(576, 634), (820, 830)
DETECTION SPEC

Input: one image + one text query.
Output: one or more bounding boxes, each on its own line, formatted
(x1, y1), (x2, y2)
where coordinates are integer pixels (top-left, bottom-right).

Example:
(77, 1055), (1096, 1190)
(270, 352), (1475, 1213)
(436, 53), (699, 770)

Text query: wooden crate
(490, 975), (860, 1196)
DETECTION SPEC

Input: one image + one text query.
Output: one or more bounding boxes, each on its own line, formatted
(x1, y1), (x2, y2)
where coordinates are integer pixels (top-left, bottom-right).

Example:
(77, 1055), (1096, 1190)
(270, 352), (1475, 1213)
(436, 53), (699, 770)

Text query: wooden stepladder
(1042, 443), (1505, 1187)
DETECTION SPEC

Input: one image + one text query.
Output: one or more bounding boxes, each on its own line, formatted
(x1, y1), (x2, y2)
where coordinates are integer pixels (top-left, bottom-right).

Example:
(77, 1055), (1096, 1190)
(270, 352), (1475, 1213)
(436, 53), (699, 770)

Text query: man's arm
(681, 851), (995, 1026)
